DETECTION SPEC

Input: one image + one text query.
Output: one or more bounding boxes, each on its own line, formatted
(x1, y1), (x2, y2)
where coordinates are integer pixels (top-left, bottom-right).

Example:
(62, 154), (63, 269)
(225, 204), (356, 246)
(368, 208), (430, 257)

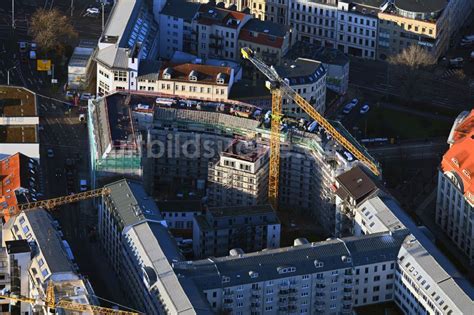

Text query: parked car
(80, 179), (88, 192)
(87, 7), (100, 14)
(80, 92), (93, 101)
(360, 104), (370, 114)
(19, 41), (27, 52)
(348, 98), (358, 108)
(47, 149), (54, 158)
(29, 51), (36, 60)
(65, 91), (75, 100)
(30, 42), (37, 50)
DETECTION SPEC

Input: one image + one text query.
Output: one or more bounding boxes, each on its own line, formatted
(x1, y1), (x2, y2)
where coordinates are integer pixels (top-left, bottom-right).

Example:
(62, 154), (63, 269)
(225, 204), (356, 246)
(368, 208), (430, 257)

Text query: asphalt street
(349, 58), (472, 109)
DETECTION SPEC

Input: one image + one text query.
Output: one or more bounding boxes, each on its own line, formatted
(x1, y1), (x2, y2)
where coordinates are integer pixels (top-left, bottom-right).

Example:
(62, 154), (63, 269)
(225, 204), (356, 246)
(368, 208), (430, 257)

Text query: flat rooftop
(222, 139), (268, 162)
(0, 86), (37, 117)
(0, 125), (37, 143)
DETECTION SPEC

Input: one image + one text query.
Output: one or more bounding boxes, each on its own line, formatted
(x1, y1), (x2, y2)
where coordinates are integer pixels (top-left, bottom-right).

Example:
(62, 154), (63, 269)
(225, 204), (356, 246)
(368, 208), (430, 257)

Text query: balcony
(279, 289), (289, 295)
(210, 34), (223, 40)
(209, 43), (224, 49)
(251, 294), (260, 299)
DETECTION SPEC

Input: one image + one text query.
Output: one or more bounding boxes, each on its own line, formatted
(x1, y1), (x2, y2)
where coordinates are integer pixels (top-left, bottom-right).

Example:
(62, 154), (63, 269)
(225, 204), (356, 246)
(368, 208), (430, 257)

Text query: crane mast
(241, 48), (380, 209)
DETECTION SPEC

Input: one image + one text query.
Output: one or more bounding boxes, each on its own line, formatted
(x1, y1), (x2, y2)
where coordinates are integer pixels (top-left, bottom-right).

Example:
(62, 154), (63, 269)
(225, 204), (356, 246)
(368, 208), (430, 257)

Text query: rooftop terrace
(222, 139), (268, 162)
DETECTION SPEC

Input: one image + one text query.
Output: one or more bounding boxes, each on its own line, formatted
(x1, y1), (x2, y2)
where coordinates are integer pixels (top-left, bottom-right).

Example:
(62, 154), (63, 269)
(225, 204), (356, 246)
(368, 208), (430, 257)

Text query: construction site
(87, 49), (379, 238)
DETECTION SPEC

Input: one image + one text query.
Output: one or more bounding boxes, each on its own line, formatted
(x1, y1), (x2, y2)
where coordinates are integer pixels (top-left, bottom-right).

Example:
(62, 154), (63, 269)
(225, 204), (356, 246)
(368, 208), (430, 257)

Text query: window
(114, 71), (127, 82)
(38, 258), (45, 267)
(41, 268), (49, 277)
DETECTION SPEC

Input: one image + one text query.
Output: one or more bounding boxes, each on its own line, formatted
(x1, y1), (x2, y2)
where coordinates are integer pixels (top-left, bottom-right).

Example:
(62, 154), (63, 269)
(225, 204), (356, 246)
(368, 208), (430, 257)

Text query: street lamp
(7, 66), (16, 85)
(11, 0), (15, 29)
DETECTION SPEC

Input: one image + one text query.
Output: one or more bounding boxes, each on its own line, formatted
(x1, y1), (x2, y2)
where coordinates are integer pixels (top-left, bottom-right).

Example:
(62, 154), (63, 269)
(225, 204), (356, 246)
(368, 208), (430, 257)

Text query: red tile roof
(441, 110), (474, 203)
(197, 5), (248, 28)
(159, 63), (232, 85)
(239, 28), (285, 49)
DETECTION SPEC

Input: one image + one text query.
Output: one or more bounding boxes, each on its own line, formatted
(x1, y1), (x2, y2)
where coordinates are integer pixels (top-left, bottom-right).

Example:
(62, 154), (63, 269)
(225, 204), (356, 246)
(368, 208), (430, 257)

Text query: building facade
(207, 140), (269, 207)
(193, 204), (280, 258)
(436, 110), (474, 265)
(276, 58), (327, 116)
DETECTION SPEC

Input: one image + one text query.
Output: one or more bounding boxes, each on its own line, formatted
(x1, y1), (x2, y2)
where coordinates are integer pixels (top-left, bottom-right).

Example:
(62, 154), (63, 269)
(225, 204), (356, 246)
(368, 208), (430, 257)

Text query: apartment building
(175, 231), (407, 314)
(275, 58), (327, 116)
(193, 204), (280, 258)
(286, 42), (350, 94)
(207, 139), (269, 207)
(95, 0), (158, 96)
(98, 179), (164, 276)
(0, 240), (30, 313)
(337, 0), (378, 59)
(290, 0), (337, 45)
(334, 165), (379, 236)
(0, 86), (39, 160)
(238, 18), (292, 65)
(157, 200), (203, 230)
(2, 209), (96, 314)
(0, 153), (39, 221)
(436, 109), (474, 265)
(139, 63), (236, 101)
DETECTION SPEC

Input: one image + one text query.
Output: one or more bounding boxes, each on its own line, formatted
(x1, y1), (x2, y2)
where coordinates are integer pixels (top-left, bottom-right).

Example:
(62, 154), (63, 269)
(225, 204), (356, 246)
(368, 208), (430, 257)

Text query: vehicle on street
(80, 180), (88, 192)
(360, 104), (370, 114)
(30, 42), (37, 50)
(155, 97), (174, 106)
(86, 8), (100, 15)
(79, 113), (86, 122)
(80, 92), (93, 101)
(47, 149), (54, 158)
(348, 98), (358, 108)
(29, 51), (36, 60)
(66, 91), (75, 100)
(55, 168), (62, 178)
(19, 41), (27, 52)
(449, 57), (464, 69)
(342, 98), (358, 114)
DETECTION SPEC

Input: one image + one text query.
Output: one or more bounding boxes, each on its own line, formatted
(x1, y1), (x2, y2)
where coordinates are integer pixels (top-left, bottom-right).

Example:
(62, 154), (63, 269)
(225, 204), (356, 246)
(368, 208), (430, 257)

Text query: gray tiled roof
(275, 58), (326, 85)
(241, 19), (290, 37)
(174, 232), (403, 290)
(105, 179), (163, 228)
(160, 0), (200, 20)
(95, 46), (130, 69)
(24, 209), (74, 274)
(128, 221), (213, 314)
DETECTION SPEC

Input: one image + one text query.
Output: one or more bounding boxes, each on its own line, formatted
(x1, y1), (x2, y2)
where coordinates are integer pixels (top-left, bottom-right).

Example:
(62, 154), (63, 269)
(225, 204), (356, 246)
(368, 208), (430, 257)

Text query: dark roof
(347, 0), (386, 8)
(394, 0), (446, 13)
(285, 42), (349, 66)
(157, 200), (202, 212)
(138, 59), (162, 80)
(104, 179), (163, 228)
(275, 58), (326, 85)
(159, 63), (232, 85)
(160, 0), (200, 20)
(241, 19), (289, 37)
(6, 240), (31, 254)
(175, 232), (404, 290)
(208, 204), (276, 218)
(336, 166), (378, 204)
(228, 79), (270, 100)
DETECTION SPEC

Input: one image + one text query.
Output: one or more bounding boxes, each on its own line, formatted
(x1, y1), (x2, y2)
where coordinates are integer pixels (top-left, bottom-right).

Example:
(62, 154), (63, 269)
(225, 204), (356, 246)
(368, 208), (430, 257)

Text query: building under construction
(88, 91), (377, 234)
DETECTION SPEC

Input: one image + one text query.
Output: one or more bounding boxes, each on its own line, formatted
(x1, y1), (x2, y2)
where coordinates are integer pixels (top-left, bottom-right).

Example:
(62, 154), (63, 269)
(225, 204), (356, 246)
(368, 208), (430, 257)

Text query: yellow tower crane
(0, 281), (140, 314)
(241, 47), (380, 209)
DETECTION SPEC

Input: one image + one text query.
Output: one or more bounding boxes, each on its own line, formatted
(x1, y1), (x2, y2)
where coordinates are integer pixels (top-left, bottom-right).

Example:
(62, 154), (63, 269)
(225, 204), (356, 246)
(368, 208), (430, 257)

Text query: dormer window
(216, 72), (226, 84)
(451, 158), (459, 167)
(189, 70), (198, 81)
(462, 169), (471, 179)
(163, 67), (173, 80)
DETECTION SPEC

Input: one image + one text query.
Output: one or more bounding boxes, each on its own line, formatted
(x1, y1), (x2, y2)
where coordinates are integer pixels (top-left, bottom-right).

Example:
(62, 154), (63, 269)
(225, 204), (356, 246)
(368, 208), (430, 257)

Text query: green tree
(30, 8), (77, 55)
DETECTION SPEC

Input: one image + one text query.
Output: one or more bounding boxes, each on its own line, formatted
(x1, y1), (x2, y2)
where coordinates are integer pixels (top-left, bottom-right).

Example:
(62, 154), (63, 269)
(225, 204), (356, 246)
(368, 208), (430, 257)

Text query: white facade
(337, 1), (378, 59)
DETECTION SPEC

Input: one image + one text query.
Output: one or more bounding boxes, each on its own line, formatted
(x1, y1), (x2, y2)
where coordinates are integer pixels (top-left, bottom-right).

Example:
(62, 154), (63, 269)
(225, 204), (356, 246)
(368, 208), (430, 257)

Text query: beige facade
(137, 63), (235, 102)
(377, 11), (446, 59)
(207, 140), (269, 207)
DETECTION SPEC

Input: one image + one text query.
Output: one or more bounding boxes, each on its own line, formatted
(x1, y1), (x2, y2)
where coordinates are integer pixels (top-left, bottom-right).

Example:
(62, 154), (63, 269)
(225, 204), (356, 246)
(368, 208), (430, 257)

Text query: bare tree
(388, 45), (436, 70)
(30, 8), (77, 55)
(388, 45), (436, 98)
